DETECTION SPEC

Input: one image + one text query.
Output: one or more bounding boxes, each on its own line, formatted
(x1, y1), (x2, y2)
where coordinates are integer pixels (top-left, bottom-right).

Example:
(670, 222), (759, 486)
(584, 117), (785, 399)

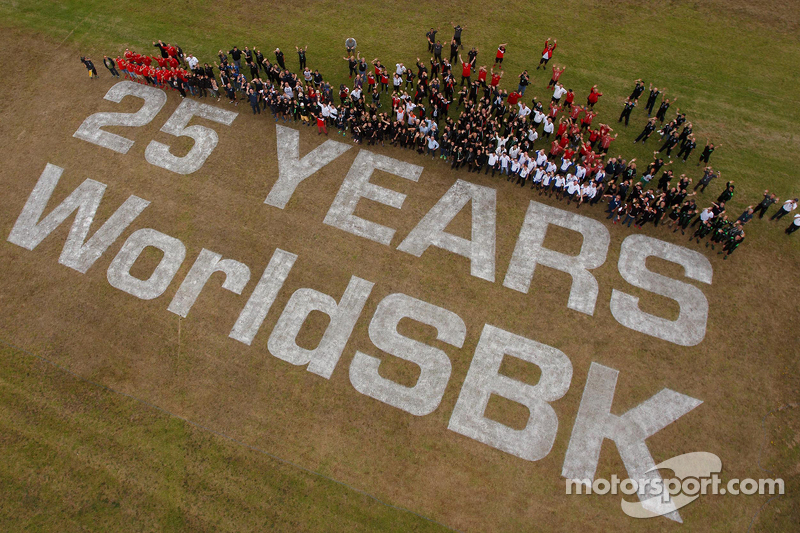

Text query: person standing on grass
(633, 117), (658, 144)
(426, 27), (439, 52)
(786, 213), (800, 234)
(771, 198), (798, 221)
(644, 84), (661, 116)
(296, 45), (308, 70)
(586, 85), (603, 109)
(548, 65), (565, 88)
(619, 97), (635, 125)
(450, 22), (466, 48)
(694, 166), (718, 192)
(537, 38), (557, 69)
(495, 43), (508, 68)
(274, 48), (286, 71)
(449, 39), (459, 65)
(629, 78), (646, 101)
(697, 139), (720, 166)
(753, 191), (779, 219)
(656, 97), (677, 123)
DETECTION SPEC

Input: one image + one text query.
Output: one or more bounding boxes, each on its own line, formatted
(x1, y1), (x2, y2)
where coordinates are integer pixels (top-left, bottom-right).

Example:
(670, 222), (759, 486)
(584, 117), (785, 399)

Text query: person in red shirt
(115, 57), (128, 79)
(581, 109), (597, 130)
(599, 133), (618, 154)
(168, 56), (179, 69)
(548, 65), (565, 88)
(558, 133), (569, 148)
(564, 147), (576, 160)
(155, 56), (166, 68)
(477, 65), (487, 87)
(537, 38), (557, 69)
(166, 44), (177, 58)
(507, 90), (521, 106)
(124, 49), (134, 61)
(490, 66), (503, 88)
(367, 72), (376, 91)
(556, 118), (568, 138)
(548, 102), (561, 118)
(598, 123), (612, 137)
(587, 85), (603, 108)
(494, 43), (508, 68)
(315, 113), (328, 136)
(569, 104), (584, 121)
(459, 54), (473, 86)
(380, 69), (389, 92)
(550, 139), (564, 158)
(564, 88), (575, 109)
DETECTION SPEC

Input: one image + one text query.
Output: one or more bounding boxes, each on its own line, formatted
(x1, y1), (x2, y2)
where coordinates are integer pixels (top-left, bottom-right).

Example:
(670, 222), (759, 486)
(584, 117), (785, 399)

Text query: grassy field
(0, 0), (798, 531)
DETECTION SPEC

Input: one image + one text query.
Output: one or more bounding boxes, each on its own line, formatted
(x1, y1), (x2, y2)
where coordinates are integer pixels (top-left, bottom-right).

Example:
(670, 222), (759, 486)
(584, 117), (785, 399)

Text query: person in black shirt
(153, 40), (169, 58)
(629, 79), (645, 101)
(697, 140), (719, 166)
(426, 28), (439, 52)
(433, 40), (443, 62)
(274, 48), (286, 70)
(656, 97), (677, 122)
(449, 39), (459, 65)
(645, 84), (660, 116)
(79, 56), (97, 79)
(228, 46), (242, 69)
(296, 45), (308, 70)
(753, 191), (779, 218)
(619, 97), (635, 125)
(633, 118), (657, 143)
(103, 56), (119, 77)
(450, 22), (465, 48)
(677, 136), (696, 162)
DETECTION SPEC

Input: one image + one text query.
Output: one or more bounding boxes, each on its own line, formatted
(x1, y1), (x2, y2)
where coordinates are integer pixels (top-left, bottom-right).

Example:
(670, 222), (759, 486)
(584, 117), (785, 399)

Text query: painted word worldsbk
(7, 82), (717, 522)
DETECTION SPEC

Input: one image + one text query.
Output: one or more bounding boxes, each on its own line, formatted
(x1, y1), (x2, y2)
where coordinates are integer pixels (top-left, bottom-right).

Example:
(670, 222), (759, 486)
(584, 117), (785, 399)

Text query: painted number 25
(73, 81), (238, 175)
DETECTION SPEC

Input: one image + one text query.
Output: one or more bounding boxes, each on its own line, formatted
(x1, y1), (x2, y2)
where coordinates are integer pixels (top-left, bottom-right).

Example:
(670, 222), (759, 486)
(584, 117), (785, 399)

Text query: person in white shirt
(518, 102), (531, 119)
(543, 117), (555, 137)
(494, 134), (509, 153)
(351, 86), (362, 100)
(552, 83), (567, 103)
(186, 54), (199, 70)
(536, 149), (548, 167)
(574, 164), (587, 181)
(578, 182), (596, 208)
(533, 108), (546, 128)
(508, 145), (521, 160)
(565, 176), (581, 204)
(499, 152), (511, 175)
(426, 136), (440, 158)
(527, 128), (539, 144)
(785, 213), (800, 235)
(396, 63), (407, 76)
(393, 73), (403, 91)
(516, 165), (529, 187)
(486, 151), (499, 177)
(540, 170), (554, 195)
(559, 157), (572, 176)
(771, 198), (798, 221)
(545, 160), (558, 175)
(554, 174), (566, 200)
(533, 167), (546, 190)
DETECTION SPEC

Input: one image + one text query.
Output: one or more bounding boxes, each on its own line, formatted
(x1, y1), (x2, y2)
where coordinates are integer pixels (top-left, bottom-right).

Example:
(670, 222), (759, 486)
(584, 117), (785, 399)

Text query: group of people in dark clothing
(79, 27), (799, 256)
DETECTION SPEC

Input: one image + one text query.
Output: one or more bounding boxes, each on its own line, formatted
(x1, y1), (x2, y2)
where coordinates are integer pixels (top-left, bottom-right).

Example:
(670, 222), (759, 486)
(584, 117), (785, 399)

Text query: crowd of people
(78, 27), (800, 255)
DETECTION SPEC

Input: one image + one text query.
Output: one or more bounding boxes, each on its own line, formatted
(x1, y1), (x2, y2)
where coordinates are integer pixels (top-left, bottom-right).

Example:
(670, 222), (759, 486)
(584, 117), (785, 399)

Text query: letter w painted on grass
(264, 124), (352, 209)
(8, 163), (149, 273)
